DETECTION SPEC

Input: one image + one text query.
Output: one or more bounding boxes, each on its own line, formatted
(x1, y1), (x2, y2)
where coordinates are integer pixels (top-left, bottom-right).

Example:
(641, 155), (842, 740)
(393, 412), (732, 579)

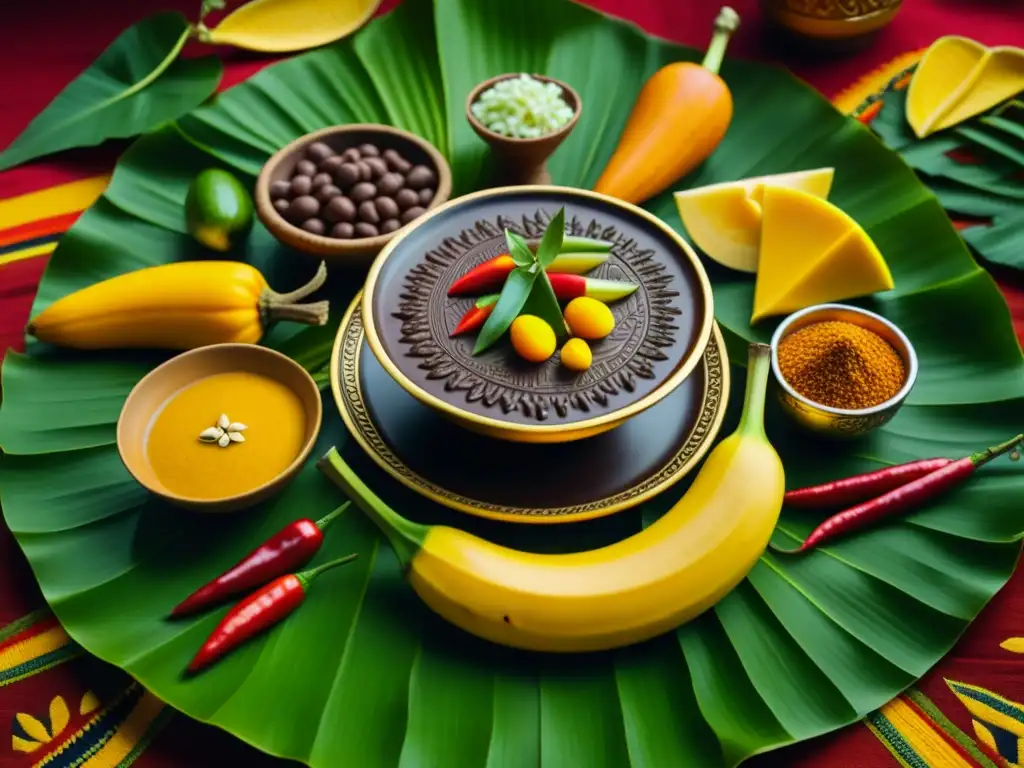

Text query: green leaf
(2, 1), (1024, 766)
(506, 229), (535, 267)
(963, 212), (1024, 270)
(0, 13), (222, 172)
(473, 267), (537, 354)
(535, 207), (566, 269)
(956, 123), (1024, 168)
(521, 269), (570, 338)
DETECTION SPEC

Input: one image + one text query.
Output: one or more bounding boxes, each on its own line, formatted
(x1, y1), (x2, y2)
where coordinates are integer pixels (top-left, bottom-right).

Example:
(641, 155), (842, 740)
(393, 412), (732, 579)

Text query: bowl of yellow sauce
(117, 344), (322, 513)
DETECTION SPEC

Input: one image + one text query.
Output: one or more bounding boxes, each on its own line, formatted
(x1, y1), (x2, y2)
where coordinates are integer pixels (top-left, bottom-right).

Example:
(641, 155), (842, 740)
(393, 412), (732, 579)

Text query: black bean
(350, 182), (377, 203)
(377, 172), (404, 196)
(331, 222), (355, 239)
(290, 176), (313, 197)
(306, 142), (334, 163)
(418, 188), (435, 206)
(365, 157), (388, 180)
(395, 188), (419, 210)
(358, 200), (380, 224)
(405, 165), (436, 190)
(301, 218), (326, 235)
(354, 222), (380, 238)
(311, 172), (333, 189)
(323, 195), (356, 223)
(399, 206), (426, 225)
(295, 159), (317, 177)
(270, 180), (291, 200)
(380, 218), (400, 234)
(319, 156), (345, 176)
(357, 144), (380, 157)
(315, 184), (342, 203)
(382, 148), (412, 173)
(288, 195), (320, 222)
(375, 197), (399, 220)
(341, 148), (361, 163)
(334, 163), (360, 189)
(273, 198), (290, 215)
(356, 161), (373, 182)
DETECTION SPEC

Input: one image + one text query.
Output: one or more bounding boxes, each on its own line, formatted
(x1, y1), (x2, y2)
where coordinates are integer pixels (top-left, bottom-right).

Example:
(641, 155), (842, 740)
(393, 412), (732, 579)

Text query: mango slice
(202, 0), (382, 52)
(907, 36), (1024, 139)
(674, 168), (834, 273)
(752, 188), (893, 324)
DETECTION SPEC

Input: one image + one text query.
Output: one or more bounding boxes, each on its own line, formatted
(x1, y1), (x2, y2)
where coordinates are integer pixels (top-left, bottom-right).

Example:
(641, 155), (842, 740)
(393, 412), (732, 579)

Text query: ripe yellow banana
(27, 261), (329, 351)
(319, 343), (784, 653)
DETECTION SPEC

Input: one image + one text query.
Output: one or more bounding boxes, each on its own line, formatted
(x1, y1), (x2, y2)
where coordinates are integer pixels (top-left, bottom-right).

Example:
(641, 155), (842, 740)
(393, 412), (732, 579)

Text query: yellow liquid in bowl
(145, 371), (307, 500)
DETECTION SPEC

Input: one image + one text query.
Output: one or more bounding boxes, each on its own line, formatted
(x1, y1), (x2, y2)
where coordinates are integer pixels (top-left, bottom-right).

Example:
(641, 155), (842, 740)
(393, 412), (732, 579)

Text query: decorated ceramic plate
(332, 294), (729, 523)
(361, 185), (715, 443)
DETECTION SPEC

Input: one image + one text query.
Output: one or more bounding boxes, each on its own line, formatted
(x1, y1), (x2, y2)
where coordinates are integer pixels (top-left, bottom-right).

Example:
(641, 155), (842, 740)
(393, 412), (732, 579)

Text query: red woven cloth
(1, 2), (1023, 767)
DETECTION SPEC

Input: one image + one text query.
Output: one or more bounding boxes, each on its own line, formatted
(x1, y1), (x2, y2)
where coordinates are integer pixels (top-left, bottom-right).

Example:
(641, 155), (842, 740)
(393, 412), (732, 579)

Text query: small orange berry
(510, 315), (556, 363)
(560, 338), (592, 371)
(564, 297), (614, 339)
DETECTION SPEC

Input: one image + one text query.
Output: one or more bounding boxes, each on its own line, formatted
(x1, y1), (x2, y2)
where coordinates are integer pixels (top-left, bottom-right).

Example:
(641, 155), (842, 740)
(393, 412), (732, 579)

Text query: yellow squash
(674, 167), (835, 272)
(319, 343), (784, 653)
(27, 261), (329, 351)
(199, 0), (383, 53)
(752, 187), (893, 323)
(907, 37), (1024, 138)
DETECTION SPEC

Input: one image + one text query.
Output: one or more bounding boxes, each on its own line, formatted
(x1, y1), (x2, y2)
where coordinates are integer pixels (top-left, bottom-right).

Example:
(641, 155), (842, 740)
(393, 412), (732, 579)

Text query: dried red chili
(170, 502), (350, 618)
(782, 434), (1022, 553)
(187, 554), (358, 674)
(784, 458), (953, 509)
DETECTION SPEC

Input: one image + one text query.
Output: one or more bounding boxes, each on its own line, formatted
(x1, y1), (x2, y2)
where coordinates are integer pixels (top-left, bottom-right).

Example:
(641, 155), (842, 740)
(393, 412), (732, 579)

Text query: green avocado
(185, 168), (254, 252)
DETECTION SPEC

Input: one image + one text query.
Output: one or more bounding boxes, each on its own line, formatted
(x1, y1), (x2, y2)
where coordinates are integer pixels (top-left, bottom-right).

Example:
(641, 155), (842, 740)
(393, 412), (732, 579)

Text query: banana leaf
(0, 13), (222, 172)
(2, 0), (1024, 766)
(870, 83), (1024, 270)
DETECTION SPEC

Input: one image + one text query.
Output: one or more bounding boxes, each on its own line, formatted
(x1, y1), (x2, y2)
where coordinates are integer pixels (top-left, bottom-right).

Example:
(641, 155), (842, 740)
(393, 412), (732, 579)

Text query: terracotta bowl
(117, 344), (322, 513)
(466, 74), (581, 186)
(360, 185), (715, 444)
(255, 124), (452, 265)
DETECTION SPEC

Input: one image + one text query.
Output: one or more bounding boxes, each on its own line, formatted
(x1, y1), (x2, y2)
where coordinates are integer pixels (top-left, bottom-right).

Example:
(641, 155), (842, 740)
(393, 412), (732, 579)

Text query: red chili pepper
(451, 295), (499, 336)
(447, 249), (612, 296)
(784, 458), (953, 509)
(187, 554), (357, 674)
(790, 434), (1022, 553)
(170, 502), (350, 618)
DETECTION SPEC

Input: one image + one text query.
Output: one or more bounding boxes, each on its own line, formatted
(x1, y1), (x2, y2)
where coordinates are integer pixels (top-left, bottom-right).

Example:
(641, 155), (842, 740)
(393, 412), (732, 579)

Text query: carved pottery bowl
(760, 0), (902, 45)
(770, 303), (918, 438)
(361, 186), (715, 443)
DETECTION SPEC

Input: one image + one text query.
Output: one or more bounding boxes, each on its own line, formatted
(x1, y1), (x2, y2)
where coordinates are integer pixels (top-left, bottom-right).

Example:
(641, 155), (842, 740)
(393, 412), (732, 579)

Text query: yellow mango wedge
(201, 0), (383, 52)
(752, 188), (893, 324)
(907, 36), (1024, 139)
(674, 168), (834, 273)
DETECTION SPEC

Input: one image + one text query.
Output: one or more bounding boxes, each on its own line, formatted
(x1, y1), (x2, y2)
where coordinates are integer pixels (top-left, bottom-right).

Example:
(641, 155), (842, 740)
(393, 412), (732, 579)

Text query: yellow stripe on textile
(0, 241), (57, 267)
(0, 175), (108, 230)
(832, 49), (926, 113)
(0, 626), (71, 675)
(80, 691), (166, 768)
(880, 696), (976, 768)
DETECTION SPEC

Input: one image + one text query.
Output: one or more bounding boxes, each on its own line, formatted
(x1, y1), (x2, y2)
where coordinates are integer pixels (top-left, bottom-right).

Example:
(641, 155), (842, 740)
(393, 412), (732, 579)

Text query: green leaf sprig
(472, 208), (569, 355)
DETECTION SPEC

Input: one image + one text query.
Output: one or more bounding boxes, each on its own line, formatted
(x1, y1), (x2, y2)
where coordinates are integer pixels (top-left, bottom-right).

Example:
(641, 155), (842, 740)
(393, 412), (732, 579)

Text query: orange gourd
(593, 7), (739, 206)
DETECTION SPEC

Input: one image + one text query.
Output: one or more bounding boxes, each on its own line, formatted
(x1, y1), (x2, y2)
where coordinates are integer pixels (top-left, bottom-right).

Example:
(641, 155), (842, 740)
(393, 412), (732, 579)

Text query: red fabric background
(2, 2), (1024, 766)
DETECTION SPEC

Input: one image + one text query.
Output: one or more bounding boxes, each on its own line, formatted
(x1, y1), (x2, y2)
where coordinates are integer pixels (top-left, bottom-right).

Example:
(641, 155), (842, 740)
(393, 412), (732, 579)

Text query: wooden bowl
(466, 74), (581, 186)
(361, 185), (715, 444)
(255, 124), (452, 265)
(760, 0), (902, 46)
(117, 344), (322, 513)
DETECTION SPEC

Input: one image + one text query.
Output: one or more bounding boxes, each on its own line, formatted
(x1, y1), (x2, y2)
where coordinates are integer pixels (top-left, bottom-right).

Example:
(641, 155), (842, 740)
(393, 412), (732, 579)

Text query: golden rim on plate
(359, 185), (716, 441)
(331, 293), (730, 523)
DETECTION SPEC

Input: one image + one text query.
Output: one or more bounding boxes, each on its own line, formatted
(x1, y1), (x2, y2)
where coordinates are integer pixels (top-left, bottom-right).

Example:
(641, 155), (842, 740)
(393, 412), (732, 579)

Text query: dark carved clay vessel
(362, 186), (714, 443)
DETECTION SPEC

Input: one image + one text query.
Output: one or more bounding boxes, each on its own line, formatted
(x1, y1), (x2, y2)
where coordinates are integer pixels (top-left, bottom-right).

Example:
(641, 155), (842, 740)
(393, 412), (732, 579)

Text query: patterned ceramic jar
(760, 0), (902, 43)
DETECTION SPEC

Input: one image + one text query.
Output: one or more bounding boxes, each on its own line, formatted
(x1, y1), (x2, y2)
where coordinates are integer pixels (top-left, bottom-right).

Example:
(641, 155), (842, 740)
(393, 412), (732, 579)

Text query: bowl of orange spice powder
(769, 303), (918, 437)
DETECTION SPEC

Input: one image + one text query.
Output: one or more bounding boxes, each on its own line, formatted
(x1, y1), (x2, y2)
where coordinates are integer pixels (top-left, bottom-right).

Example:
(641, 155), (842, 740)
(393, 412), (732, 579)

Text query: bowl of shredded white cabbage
(465, 73), (581, 185)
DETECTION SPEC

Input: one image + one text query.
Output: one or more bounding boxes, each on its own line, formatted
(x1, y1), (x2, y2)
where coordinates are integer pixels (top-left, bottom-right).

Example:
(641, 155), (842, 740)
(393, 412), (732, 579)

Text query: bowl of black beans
(255, 124), (452, 262)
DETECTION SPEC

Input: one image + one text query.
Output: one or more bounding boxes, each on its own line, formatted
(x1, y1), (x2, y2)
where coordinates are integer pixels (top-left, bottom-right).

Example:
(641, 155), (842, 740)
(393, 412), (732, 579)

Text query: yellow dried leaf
(1000, 637), (1024, 653)
(202, 0), (383, 53)
(907, 36), (1024, 138)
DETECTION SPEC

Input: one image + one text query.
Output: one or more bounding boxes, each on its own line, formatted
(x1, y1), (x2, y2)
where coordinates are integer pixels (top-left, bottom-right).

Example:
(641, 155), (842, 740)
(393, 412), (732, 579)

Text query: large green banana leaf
(3, 0), (1024, 766)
